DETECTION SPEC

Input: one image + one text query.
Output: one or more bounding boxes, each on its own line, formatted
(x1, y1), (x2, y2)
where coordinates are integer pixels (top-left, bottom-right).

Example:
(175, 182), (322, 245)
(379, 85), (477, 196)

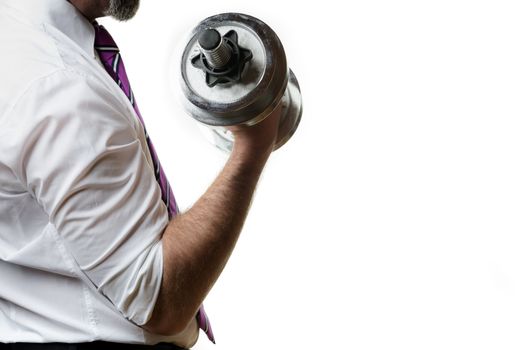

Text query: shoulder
(0, 11), (64, 113)
(0, 11), (113, 123)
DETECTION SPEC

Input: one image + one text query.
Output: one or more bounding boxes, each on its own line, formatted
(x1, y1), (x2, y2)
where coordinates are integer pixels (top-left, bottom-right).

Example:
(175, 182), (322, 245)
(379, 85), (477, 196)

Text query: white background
(101, 1), (525, 349)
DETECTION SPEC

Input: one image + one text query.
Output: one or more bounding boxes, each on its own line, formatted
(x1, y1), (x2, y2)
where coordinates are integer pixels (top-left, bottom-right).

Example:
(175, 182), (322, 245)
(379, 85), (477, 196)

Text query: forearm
(144, 146), (270, 335)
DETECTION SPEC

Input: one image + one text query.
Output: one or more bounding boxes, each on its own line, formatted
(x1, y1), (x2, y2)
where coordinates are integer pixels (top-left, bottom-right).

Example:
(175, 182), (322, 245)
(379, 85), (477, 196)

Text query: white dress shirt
(0, 0), (198, 347)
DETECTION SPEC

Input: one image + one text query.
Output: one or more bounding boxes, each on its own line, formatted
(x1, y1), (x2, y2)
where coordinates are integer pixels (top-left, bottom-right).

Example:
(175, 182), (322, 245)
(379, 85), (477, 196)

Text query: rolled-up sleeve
(4, 69), (168, 326)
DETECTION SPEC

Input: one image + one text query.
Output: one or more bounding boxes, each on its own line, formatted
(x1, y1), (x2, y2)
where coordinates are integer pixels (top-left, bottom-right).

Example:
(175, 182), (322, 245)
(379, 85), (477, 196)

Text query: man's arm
(143, 104), (282, 335)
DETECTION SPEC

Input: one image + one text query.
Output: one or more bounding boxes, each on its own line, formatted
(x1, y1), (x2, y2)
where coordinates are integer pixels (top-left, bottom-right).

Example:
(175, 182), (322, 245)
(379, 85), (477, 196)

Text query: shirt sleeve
(4, 69), (168, 326)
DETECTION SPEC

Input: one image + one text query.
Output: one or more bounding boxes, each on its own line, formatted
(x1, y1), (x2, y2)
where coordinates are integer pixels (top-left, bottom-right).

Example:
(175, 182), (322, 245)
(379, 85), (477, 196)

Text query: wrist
(230, 142), (271, 171)
(231, 133), (274, 157)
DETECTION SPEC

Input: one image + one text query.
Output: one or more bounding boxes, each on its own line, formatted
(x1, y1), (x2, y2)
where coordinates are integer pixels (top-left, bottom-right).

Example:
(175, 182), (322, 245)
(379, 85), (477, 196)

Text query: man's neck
(68, 0), (108, 22)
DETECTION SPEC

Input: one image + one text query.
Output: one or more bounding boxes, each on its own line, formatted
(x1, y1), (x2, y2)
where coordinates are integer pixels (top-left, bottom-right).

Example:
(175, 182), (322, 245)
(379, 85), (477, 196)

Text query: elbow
(142, 308), (197, 336)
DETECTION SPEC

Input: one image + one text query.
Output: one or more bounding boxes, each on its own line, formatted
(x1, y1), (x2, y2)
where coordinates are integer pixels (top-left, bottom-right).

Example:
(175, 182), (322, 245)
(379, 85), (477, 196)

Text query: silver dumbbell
(178, 13), (303, 152)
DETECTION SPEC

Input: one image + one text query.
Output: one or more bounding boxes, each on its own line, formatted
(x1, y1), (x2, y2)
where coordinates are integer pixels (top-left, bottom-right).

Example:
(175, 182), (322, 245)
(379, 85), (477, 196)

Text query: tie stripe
(112, 53), (120, 73)
(94, 46), (119, 51)
(93, 22), (215, 344)
(155, 161), (160, 178)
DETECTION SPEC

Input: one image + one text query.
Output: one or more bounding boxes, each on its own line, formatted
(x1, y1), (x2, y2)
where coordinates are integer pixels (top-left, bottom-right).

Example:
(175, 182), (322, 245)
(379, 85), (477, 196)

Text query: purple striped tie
(93, 22), (215, 344)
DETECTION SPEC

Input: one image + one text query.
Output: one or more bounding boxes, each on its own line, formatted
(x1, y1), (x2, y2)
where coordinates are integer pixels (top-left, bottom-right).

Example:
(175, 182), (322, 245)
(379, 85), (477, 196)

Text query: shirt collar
(3, 0), (97, 58)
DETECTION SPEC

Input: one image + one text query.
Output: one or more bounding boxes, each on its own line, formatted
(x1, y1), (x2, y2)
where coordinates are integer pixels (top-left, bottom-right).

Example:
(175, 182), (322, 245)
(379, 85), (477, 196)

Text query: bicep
(7, 70), (168, 325)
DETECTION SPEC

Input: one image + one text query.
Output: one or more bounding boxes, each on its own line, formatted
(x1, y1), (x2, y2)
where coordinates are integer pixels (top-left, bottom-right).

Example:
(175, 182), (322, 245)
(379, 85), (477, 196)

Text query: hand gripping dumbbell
(178, 13), (303, 152)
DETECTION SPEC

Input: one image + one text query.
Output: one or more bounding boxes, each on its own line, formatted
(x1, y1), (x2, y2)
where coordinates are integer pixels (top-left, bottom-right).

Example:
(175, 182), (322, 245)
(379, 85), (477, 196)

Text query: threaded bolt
(198, 28), (232, 69)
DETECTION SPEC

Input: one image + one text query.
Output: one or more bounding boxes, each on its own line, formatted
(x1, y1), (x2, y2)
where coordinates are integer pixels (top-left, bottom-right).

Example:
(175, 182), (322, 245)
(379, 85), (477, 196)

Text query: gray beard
(104, 0), (140, 21)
